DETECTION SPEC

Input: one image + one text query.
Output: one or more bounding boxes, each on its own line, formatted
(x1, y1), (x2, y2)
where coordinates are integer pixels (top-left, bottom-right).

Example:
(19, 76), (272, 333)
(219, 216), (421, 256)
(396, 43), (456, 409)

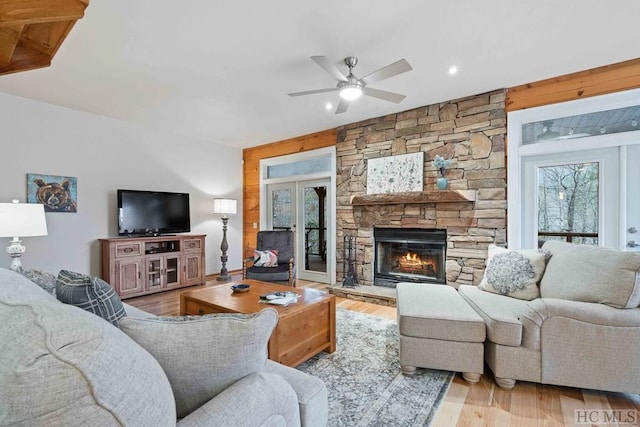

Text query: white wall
(0, 92), (243, 276)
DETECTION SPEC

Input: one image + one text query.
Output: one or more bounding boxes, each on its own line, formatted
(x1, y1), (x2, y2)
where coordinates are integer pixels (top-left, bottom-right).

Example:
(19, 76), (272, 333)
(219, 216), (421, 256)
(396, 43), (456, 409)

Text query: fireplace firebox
(373, 228), (446, 287)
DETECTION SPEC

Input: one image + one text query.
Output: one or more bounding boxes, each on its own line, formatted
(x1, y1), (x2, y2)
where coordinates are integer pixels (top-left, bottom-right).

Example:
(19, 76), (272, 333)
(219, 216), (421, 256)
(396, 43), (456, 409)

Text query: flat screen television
(117, 189), (191, 236)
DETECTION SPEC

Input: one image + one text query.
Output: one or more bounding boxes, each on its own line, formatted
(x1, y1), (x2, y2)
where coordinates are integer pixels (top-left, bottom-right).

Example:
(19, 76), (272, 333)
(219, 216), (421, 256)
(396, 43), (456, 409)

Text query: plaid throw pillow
(56, 270), (126, 327)
(253, 249), (278, 267)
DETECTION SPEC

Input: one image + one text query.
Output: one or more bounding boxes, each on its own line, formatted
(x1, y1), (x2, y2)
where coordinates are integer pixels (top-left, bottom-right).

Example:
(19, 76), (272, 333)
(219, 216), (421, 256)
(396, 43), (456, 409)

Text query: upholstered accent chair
(243, 230), (296, 286)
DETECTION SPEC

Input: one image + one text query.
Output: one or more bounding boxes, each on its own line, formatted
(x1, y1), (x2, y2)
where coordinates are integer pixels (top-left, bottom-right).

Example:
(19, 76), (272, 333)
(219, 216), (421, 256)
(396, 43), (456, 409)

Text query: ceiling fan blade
(311, 56), (348, 82)
(335, 98), (349, 114)
(361, 59), (412, 85)
(288, 87), (338, 97)
(363, 87), (406, 103)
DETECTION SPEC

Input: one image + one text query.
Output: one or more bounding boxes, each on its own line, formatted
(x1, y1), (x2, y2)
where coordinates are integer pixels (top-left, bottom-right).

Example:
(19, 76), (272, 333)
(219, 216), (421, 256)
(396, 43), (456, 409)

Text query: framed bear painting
(27, 173), (78, 213)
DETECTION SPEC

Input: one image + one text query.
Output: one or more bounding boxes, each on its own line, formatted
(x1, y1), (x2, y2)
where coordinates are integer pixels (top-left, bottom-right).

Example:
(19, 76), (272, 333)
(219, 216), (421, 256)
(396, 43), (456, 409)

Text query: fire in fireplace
(373, 228), (446, 287)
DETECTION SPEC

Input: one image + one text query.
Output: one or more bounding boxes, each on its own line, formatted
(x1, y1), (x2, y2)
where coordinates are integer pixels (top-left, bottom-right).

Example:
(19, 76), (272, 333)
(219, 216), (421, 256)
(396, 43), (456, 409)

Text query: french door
(266, 179), (332, 283)
(298, 180), (330, 282)
(521, 148), (620, 249)
(626, 145), (640, 252)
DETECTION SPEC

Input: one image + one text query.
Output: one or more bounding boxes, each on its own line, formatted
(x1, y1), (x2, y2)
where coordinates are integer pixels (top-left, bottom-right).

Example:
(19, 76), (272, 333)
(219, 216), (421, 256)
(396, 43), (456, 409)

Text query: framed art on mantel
(27, 173), (78, 213)
(366, 152), (424, 194)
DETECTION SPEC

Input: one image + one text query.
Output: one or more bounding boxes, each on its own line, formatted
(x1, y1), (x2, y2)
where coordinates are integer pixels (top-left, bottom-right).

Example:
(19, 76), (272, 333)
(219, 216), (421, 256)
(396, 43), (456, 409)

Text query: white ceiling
(1, 0), (639, 148)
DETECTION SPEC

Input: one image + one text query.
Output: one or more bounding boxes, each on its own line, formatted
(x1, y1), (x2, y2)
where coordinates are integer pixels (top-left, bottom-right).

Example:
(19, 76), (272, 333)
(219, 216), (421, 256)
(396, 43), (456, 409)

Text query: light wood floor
(126, 276), (640, 427)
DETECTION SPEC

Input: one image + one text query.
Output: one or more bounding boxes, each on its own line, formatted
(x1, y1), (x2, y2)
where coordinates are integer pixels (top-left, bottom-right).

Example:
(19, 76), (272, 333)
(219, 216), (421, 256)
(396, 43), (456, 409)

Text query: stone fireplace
(335, 89), (508, 293)
(373, 228), (446, 287)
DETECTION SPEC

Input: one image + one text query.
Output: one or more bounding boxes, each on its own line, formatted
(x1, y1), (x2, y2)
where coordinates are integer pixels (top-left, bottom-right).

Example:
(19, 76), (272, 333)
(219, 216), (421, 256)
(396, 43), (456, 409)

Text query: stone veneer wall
(336, 89), (507, 288)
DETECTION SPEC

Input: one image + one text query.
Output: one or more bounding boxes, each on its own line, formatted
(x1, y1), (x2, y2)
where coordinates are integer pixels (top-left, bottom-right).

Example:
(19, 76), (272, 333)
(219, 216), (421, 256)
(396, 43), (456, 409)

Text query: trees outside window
(537, 162), (599, 246)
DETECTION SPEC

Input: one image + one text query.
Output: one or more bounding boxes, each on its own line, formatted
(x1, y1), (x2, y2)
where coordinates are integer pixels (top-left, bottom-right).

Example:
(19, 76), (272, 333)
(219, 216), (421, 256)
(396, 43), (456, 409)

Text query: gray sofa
(459, 241), (640, 392)
(0, 267), (328, 426)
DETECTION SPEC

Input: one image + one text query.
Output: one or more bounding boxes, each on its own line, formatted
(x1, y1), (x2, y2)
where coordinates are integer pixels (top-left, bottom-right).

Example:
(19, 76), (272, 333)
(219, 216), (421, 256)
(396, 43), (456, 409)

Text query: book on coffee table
(259, 291), (300, 306)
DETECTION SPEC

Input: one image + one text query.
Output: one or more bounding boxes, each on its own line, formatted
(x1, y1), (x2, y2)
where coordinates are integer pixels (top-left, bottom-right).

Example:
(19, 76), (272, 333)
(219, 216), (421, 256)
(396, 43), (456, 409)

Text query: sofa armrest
(177, 372), (300, 427)
(521, 298), (640, 351)
(264, 360), (328, 427)
(523, 298), (640, 329)
(122, 302), (156, 318)
(520, 298), (640, 392)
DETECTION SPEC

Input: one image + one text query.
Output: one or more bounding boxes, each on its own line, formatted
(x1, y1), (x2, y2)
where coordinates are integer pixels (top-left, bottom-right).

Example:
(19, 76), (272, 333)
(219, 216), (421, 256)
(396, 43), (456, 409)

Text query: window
(266, 156), (331, 179)
(537, 162), (599, 246)
(522, 105), (640, 145)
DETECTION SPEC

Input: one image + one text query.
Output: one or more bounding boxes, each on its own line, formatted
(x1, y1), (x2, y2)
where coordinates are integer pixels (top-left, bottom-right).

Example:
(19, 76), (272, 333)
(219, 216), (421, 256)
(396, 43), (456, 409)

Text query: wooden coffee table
(180, 279), (336, 367)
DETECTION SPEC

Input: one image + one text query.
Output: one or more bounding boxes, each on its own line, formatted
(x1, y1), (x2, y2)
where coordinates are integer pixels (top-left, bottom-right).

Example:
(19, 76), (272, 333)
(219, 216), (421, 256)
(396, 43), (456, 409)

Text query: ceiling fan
(288, 56), (413, 114)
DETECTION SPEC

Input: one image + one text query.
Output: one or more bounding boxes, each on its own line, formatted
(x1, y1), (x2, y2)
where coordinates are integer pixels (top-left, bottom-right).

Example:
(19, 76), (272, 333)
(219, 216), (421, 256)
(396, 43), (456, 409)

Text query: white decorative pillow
(479, 245), (550, 300)
(254, 249), (279, 267)
(120, 308), (278, 418)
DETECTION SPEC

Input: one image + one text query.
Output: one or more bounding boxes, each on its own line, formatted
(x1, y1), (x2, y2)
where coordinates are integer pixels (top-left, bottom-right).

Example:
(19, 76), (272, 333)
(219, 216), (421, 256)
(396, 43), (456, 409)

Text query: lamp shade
(213, 198), (237, 215)
(0, 202), (48, 238)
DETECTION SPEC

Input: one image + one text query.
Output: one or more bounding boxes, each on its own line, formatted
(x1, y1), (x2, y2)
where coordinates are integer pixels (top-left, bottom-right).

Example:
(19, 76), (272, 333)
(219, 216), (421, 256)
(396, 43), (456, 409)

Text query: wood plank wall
(505, 58), (640, 111)
(242, 129), (337, 258)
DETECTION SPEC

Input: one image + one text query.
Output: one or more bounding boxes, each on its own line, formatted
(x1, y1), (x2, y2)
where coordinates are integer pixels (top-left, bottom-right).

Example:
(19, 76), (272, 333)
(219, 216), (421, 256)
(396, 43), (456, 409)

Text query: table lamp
(213, 198), (237, 281)
(0, 200), (48, 271)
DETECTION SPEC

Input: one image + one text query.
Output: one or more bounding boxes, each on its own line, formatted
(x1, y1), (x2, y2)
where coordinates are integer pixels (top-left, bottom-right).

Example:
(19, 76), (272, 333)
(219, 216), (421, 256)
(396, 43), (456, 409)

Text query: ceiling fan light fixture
(339, 85), (363, 101)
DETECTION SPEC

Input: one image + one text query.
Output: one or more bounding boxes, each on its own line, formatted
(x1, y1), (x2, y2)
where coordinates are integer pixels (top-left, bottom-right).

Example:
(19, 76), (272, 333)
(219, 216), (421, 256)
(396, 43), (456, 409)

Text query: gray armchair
(243, 230), (296, 286)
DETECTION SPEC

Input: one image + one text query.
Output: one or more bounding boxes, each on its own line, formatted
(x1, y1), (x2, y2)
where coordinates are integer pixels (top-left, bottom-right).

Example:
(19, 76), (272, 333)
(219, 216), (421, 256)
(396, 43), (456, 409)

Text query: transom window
(522, 105), (640, 145)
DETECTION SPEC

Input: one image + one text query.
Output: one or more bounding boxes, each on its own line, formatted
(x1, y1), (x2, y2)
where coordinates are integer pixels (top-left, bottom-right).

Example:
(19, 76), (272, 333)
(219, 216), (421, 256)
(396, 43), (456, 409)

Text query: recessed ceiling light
(448, 66), (458, 75)
(325, 102), (333, 110)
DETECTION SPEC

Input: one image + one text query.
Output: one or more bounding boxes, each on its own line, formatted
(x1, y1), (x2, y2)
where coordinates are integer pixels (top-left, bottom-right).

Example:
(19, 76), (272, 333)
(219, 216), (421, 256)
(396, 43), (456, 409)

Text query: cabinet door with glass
(145, 255), (164, 292)
(162, 254), (181, 289)
(145, 254), (181, 291)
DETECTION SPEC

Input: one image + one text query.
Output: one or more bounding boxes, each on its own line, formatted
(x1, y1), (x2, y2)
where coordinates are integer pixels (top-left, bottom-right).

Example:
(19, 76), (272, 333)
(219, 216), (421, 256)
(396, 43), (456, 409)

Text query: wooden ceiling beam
(0, 24), (23, 65)
(0, 44), (50, 75)
(0, 0), (87, 25)
(21, 20), (77, 56)
(0, 0), (88, 75)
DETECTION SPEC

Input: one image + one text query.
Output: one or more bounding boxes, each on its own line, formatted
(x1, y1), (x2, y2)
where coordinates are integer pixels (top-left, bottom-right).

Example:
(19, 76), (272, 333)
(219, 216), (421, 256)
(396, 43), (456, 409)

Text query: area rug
(297, 308), (454, 426)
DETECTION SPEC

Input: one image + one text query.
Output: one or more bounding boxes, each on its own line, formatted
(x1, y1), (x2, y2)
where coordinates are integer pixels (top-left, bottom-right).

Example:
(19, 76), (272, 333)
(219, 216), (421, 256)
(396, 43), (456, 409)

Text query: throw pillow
(478, 245), (550, 300)
(540, 240), (640, 308)
(16, 267), (57, 296)
(56, 270), (126, 327)
(119, 308), (278, 418)
(254, 249), (279, 267)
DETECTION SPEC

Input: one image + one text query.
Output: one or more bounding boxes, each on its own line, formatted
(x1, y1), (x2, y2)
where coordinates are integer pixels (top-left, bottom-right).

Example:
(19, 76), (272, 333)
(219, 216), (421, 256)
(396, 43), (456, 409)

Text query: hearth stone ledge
(327, 284), (397, 307)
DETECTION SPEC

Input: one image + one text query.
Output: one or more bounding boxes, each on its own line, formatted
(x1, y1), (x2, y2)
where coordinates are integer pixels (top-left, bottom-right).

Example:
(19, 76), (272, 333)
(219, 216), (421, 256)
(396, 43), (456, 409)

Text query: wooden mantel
(0, 0), (89, 76)
(350, 190), (476, 206)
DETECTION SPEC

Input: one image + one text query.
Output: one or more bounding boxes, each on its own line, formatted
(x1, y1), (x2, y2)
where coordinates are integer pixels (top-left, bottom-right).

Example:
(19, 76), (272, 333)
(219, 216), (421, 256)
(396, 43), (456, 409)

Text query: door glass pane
(537, 162), (599, 246)
(303, 186), (327, 273)
(147, 258), (162, 289)
(166, 257), (178, 284)
(271, 188), (292, 229)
